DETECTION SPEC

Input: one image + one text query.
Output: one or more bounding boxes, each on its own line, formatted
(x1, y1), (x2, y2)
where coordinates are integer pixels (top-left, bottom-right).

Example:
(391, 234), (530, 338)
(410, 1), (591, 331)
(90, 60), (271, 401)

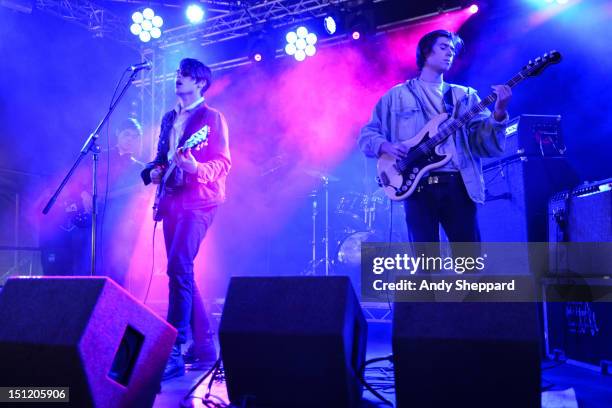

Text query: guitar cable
(143, 220), (159, 304)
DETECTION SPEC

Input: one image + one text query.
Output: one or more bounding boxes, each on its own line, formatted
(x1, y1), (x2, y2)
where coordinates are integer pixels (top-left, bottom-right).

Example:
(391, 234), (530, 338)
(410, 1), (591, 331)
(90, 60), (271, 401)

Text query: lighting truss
(159, 0), (354, 48)
(34, 0), (134, 44)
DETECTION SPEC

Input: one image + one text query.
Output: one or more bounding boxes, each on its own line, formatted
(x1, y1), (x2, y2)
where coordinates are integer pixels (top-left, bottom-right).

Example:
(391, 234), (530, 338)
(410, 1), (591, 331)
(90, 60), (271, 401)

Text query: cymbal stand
(323, 176), (330, 276)
(303, 176), (332, 276)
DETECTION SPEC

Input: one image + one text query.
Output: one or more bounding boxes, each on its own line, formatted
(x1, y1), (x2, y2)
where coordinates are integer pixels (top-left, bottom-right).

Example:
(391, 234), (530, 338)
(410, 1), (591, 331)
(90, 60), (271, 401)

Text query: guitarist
(359, 30), (512, 244)
(141, 58), (231, 380)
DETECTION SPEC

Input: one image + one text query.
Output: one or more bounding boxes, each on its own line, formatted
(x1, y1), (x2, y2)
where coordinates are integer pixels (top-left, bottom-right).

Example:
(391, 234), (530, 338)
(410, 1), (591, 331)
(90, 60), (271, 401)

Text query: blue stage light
(186, 4), (205, 24)
(324, 16), (337, 35)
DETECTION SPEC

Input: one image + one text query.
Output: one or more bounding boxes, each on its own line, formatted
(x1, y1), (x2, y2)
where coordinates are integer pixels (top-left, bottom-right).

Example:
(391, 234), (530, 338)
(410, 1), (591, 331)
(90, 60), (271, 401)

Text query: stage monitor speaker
(219, 276), (367, 408)
(393, 302), (541, 408)
(0, 277), (176, 408)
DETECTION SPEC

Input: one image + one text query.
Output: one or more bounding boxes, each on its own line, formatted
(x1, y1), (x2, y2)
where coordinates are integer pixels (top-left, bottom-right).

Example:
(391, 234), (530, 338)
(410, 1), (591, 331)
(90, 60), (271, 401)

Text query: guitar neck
(162, 162), (178, 184)
(432, 71), (528, 145)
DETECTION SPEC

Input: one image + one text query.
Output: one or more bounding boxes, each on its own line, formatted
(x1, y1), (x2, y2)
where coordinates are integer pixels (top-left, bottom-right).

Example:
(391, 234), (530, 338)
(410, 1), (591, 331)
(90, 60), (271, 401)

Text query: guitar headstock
(184, 125), (210, 150)
(522, 50), (562, 77)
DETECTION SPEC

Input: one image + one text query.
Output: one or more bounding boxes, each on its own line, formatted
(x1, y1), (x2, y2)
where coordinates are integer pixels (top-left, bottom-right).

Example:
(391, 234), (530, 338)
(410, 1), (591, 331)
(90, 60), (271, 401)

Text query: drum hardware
(304, 174), (334, 276)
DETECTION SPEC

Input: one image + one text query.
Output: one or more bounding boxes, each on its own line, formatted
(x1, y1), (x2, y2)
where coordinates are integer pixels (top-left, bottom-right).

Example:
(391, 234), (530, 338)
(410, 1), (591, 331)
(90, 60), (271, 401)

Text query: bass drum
(334, 230), (383, 293)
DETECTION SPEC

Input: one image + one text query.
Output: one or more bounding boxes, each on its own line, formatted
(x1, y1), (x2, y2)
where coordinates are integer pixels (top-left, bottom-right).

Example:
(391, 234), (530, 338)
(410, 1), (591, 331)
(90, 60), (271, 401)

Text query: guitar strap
(442, 84), (456, 118)
(407, 81), (456, 120)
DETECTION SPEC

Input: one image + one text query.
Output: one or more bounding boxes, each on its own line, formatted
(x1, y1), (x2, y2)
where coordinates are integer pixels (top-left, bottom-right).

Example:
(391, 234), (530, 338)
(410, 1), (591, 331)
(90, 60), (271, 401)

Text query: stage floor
(154, 323), (612, 408)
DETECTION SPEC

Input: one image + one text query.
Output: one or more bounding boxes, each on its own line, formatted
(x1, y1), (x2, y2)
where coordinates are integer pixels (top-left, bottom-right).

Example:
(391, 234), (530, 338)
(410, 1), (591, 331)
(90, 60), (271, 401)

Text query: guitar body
(377, 113), (452, 201)
(150, 125), (210, 221)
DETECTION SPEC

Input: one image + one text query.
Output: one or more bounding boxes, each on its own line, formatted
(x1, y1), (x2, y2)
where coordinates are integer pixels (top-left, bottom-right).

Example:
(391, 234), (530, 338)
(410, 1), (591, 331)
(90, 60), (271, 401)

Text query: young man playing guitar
(359, 30), (511, 244)
(141, 58), (231, 380)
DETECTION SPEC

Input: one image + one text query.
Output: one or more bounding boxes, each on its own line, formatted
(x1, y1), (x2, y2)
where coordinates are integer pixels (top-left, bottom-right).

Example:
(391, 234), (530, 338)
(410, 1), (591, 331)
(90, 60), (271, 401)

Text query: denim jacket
(358, 78), (507, 203)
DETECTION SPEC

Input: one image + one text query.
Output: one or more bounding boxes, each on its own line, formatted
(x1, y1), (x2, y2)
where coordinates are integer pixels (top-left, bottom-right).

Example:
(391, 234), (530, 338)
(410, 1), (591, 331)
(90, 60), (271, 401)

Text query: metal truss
(34, 0), (134, 44)
(159, 0), (354, 48)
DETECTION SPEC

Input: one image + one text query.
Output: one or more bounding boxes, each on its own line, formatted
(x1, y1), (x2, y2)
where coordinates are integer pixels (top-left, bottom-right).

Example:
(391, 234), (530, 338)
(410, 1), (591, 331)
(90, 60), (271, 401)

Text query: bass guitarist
(359, 30), (512, 244)
(141, 58), (231, 380)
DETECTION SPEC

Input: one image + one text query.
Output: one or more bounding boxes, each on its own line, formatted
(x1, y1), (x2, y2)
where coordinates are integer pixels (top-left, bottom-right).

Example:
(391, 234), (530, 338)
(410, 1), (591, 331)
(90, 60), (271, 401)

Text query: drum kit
(302, 169), (405, 281)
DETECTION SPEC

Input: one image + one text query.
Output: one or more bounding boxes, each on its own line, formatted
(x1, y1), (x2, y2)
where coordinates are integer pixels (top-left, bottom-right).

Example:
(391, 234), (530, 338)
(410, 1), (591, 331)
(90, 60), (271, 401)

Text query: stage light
(132, 11), (143, 24)
(142, 7), (154, 20)
(186, 4), (205, 24)
(286, 31), (297, 44)
(324, 16), (337, 34)
(285, 43), (297, 56)
(141, 19), (152, 31)
(139, 31), (151, 43)
(150, 27), (161, 39)
(305, 45), (316, 57)
(152, 15), (163, 28)
(468, 4), (479, 14)
(285, 27), (317, 61)
(130, 23), (142, 35)
(248, 29), (275, 62)
(345, 6), (374, 41)
(131, 8), (163, 43)
(296, 38), (307, 51)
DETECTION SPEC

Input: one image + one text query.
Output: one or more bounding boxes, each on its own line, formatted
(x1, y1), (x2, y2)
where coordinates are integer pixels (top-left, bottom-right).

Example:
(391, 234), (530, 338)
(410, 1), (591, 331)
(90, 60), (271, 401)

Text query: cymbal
(303, 168), (340, 182)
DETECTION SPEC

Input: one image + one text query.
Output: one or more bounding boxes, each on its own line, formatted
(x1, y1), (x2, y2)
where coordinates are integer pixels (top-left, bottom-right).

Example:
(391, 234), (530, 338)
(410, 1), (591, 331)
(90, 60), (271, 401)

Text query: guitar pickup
(378, 173), (390, 187)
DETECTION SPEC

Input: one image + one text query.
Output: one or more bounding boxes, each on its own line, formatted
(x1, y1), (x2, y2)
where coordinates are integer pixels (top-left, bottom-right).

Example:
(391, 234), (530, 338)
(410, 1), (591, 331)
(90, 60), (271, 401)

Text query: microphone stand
(43, 67), (145, 276)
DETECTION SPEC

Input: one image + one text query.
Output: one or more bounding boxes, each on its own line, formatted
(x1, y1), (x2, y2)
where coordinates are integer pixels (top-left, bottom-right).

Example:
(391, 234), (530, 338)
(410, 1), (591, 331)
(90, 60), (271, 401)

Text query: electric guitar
(152, 126), (209, 221)
(377, 50), (562, 201)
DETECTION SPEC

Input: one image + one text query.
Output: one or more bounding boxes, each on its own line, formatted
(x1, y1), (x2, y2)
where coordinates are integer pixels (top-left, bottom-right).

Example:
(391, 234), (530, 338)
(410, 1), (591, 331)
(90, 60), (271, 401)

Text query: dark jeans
(163, 203), (217, 345)
(403, 173), (481, 260)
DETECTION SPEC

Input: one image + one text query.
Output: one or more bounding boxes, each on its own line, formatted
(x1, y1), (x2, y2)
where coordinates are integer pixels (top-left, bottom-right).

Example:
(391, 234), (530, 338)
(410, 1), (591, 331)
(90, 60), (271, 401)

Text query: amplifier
(548, 178), (612, 277)
(484, 114), (565, 167)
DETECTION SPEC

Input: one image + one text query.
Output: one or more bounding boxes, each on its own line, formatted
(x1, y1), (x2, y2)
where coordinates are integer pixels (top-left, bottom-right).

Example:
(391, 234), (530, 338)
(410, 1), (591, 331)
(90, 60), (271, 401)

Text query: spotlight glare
(305, 44), (316, 57)
(253, 53), (262, 62)
(556, 0), (569, 4)
(468, 4), (479, 14)
(186, 4), (205, 24)
(352, 31), (361, 40)
(324, 16), (337, 35)
(142, 7), (154, 20)
(286, 31), (297, 44)
(306, 33), (317, 45)
(295, 50), (306, 62)
(152, 15), (163, 28)
(296, 38), (307, 51)
(141, 19), (153, 31)
(285, 43), (297, 56)
(130, 23), (142, 35)
(296, 26), (308, 39)
(132, 11), (144, 24)
(139, 31), (151, 42)
(150, 27), (161, 39)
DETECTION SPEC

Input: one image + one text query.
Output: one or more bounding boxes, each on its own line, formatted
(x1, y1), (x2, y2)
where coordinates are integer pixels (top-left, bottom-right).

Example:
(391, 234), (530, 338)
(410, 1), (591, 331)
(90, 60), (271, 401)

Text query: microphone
(128, 61), (152, 71)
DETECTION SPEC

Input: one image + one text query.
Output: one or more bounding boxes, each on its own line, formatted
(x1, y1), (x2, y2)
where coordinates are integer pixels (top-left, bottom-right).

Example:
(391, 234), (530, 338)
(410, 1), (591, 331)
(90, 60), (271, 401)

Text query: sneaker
(184, 335), (217, 370)
(162, 345), (185, 381)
